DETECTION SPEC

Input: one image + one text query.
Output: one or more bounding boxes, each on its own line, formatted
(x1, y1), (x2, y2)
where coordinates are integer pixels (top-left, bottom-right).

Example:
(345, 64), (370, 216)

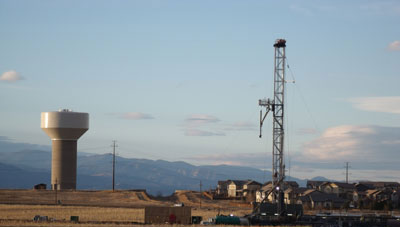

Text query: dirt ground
(0, 189), (252, 226)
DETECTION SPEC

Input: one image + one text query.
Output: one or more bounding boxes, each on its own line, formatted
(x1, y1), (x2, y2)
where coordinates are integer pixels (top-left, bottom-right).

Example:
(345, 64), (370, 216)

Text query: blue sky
(1, 0), (400, 182)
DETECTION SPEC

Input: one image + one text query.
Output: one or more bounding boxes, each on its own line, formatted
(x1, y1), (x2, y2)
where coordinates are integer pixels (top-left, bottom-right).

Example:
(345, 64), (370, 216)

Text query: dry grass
(0, 204), (253, 226)
(0, 189), (255, 226)
(0, 204), (144, 222)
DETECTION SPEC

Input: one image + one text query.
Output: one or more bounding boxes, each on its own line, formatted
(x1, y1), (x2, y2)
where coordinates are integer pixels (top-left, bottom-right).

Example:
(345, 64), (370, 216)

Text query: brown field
(0, 189), (252, 226)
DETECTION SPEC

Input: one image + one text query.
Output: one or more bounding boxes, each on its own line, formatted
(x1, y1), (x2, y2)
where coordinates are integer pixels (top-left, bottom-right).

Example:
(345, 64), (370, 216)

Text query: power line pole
(199, 180), (202, 208)
(55, 178), (58, 205)
(112, 140), (118, 192)
(345, 162), (350, 183)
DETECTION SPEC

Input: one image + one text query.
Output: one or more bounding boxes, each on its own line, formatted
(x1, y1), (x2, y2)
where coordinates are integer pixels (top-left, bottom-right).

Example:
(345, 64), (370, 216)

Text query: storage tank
(41, 109), (89, 190)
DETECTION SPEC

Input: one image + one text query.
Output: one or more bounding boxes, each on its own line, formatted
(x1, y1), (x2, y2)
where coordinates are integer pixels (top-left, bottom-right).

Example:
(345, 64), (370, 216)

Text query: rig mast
(259, 39), (286, 215)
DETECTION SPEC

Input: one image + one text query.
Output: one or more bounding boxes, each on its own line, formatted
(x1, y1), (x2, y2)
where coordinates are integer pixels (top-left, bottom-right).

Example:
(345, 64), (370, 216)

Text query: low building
(33, 183), (47, 190)
(144, 207), (191, 224)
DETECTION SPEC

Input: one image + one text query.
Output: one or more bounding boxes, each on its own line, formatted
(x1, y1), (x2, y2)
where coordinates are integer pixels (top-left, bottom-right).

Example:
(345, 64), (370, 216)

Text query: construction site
(1, 39), (400, 227)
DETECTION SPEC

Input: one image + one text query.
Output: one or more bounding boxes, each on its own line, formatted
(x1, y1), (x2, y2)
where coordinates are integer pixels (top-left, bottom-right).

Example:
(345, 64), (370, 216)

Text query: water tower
(41, 109), (89, 190)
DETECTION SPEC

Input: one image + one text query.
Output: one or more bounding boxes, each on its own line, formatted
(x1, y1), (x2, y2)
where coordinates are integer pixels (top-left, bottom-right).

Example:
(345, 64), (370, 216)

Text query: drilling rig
(257, 39), (288, 217)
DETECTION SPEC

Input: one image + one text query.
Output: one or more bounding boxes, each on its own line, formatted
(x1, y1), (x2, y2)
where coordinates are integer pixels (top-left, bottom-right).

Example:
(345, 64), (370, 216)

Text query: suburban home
(256, 181), (300, 203)
(284, 187), (309, 204)
(366, 189), (390, 202)
(354, 183), (371, 192)
(242, 180), (262, 202)
(256, 182), (274, 203)
(391, 190), (400, 209)
(228, 180), (249, 198)
(298, 190), (346, 209)
(216, 180), (230, 196)
(319, 182), (355, 199)
(359, 182), (400, 190)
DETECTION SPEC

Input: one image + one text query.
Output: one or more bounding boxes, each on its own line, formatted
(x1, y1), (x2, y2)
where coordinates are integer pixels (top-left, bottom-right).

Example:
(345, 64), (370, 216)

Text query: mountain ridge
(0, 140), (311, 195)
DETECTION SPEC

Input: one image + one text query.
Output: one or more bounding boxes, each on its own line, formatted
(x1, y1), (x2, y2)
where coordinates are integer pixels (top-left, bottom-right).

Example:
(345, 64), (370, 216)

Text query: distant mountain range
(0, 139), (323, 195)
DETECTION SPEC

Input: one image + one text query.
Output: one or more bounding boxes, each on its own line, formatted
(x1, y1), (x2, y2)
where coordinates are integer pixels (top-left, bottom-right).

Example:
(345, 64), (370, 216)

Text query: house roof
(245, 180), (262, 186)
(284, 187), (308, 194)
(307, 180), (326, 188)
(359, 181), (400, 189)
(331, 182), (355, 189)
(366, 189), (381, 197)
(285, 181), (299, 188)
(229, 180), (248, 187)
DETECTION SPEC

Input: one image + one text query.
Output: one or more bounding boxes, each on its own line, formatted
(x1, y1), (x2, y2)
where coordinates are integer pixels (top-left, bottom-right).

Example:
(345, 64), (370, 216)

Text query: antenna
(258, 39), (287, 216)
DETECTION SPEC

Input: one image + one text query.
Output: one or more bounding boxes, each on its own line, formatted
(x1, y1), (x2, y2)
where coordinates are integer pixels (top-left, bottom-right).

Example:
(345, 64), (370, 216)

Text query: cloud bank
(349, 96), (400, 114)
(388, 41), (400, 51)
(184, 129), (225, 137)
(301, 125), (400, 164)
(0, 70), (23, 82)
(118, 112), (154, 120)
(224, 121), (257, 131)
(185, 114), (220, 126)
(183, 114), (224, 136)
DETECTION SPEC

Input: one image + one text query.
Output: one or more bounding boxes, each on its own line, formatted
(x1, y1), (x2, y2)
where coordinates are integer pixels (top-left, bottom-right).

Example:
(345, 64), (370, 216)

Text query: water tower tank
(41, 109), (89, 190)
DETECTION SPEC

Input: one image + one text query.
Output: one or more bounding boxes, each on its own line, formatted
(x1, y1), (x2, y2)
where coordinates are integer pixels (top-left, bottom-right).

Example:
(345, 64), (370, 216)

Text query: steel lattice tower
(259, 39), (286, 215)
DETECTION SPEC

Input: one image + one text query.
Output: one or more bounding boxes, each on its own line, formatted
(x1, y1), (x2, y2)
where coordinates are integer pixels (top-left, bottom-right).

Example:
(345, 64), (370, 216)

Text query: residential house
(217, 180), (230, 196)
(284, 187), (308, 204)
(359, 182), (400, 190)
(256, 182), (274, 203)
(228, 180), (248, 198)
(298, 190), (346, 209)
(391, 190), (400, 209)
(319, 182), (355, 199)
(354, 183), (370, 192)
(256, 181), (300, 203)
(242, 180), (262, 202)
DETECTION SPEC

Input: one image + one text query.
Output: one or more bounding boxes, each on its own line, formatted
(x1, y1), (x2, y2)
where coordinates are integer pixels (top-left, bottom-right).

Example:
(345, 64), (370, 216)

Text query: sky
(1, 0), (400, 182)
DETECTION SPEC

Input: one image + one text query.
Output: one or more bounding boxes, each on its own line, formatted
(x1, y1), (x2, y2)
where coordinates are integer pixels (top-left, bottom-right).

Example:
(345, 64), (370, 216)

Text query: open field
(0, 189), (252, 226)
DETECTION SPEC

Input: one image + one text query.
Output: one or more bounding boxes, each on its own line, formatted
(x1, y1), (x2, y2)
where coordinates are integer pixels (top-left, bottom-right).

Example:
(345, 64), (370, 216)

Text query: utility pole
(112, 140), (118, 192)
(345, 162), (350, 183)
(199, 180), (202, 208)
(259, 39), (287, 216)
(55, 178), (58, 205)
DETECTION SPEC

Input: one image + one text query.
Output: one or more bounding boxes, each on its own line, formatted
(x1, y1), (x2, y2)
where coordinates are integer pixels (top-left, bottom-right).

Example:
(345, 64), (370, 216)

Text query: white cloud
(349, 96), (400, 114)
(388, 40), (400, 51)
(184, 129), (225, 137)
(300, 125), (400, 163)
(224, 121), (257, 131)
(182, 114), (224, 136)
(185, 114), (220, 126)
(118, 112), (154, 120)
(0, 70), (23, 82)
